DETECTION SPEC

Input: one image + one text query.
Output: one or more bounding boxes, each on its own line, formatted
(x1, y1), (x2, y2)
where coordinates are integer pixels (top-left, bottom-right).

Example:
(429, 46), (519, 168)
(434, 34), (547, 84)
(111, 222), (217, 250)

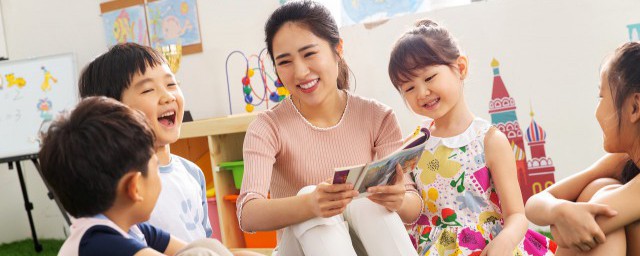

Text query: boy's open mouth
(158, 110), (176, 126)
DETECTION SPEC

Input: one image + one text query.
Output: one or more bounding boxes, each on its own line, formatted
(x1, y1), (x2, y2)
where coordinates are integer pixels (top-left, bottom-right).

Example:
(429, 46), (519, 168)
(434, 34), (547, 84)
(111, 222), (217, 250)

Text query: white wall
(0, 0), (638, 244)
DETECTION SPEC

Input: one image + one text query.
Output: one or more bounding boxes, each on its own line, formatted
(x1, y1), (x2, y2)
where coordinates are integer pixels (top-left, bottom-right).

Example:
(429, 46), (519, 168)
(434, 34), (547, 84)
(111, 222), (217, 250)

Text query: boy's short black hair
(38, 96), (156, 218)
(79, 43), (166, 100)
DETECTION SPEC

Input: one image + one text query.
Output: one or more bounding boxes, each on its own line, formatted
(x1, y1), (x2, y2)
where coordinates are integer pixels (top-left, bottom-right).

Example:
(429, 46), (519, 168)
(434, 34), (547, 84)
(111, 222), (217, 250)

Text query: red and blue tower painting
(525, 111), (556, 198)
(488, 58), (556, 202)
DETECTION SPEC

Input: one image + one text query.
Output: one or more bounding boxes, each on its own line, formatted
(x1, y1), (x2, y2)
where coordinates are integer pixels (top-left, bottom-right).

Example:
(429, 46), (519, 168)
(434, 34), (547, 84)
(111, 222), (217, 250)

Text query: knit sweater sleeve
(373, 108), (403, 159)
(373, 106), (418, 193)
(236, 113), (280, 231)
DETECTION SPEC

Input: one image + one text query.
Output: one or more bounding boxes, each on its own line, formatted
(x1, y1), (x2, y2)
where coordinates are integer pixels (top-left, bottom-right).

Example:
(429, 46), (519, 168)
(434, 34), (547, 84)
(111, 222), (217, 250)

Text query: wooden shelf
(171, 112), (261, 249)
(180, 112), (258, 139)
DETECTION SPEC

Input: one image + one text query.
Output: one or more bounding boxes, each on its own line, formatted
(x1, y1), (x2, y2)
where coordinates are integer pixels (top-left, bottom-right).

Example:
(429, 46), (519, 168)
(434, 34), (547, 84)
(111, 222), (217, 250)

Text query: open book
(332, 127), (430, 196)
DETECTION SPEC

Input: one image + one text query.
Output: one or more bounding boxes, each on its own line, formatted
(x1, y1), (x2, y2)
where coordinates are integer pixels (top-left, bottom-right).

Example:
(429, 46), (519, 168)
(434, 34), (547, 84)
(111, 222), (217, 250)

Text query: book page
(332, 164), (365, 184)
(355, 144), (425, 194)
(332, 129), (429, 195)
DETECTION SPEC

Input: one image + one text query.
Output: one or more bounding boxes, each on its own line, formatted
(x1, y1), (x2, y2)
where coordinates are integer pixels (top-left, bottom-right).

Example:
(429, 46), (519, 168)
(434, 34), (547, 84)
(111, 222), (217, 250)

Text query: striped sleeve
(236, 113), (279, 231)
(372, 106), (419, 193)
(373, 107), (403, 159)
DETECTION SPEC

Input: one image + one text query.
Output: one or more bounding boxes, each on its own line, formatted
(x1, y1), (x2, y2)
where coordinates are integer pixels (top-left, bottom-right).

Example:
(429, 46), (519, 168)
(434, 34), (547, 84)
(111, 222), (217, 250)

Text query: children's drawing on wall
(341, 0), (426, 26)
(147, 0), (201, 54)
(0, 73), (27, 122)
(627, 23), (640, 41)
(225, 49), (290, 115)
(37, 98), (53, 121)
(339, 0), (473, 26)
(4, 73), (27, 100)
(101, 4), (149, 47)
(40, 66), (57, 92)
(6, 73), (26, 89)
(488, 58), (556, 203)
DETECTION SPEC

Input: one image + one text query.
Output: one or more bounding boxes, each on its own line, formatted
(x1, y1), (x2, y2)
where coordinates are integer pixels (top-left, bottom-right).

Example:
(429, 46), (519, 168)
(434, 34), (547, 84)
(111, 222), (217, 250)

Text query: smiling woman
(235, 1), (420, 256)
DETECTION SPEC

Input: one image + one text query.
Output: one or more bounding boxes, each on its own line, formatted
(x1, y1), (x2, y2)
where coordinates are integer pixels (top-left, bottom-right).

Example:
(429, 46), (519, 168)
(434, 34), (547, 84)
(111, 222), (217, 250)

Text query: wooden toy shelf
(170, 112), (260, 250)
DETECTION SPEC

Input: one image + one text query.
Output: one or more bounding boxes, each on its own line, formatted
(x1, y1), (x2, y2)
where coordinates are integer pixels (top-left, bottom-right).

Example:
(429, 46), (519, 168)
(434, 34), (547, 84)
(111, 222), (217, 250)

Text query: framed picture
(146, 0), (202, 54)
(100, 0), (150, 47)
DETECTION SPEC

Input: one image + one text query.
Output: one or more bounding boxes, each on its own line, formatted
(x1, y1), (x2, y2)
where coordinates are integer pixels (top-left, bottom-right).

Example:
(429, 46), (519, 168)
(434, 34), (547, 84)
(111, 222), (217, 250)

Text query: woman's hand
(366, 164), (406, 212)
(551, 201), (617, 252)
(307, 182), (359, 218)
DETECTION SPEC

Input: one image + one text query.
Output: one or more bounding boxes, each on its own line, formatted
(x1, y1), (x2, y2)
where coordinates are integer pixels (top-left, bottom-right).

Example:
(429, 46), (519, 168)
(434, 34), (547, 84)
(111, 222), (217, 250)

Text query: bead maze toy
(225, 48), (289, 114)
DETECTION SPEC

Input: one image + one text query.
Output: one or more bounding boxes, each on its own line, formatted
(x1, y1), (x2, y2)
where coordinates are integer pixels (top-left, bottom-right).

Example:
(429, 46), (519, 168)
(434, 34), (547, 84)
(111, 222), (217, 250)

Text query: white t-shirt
(148, 154), (212, 242)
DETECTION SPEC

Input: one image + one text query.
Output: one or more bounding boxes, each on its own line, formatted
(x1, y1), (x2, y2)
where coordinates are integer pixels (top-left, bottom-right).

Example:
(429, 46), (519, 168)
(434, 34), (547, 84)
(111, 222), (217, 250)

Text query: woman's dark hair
(621, 161), (639, 184)
(38, 96), (156, 217)
(607, 42), (640, 183)
(388, 19), (461, 90)
(265, 0), (349, 90)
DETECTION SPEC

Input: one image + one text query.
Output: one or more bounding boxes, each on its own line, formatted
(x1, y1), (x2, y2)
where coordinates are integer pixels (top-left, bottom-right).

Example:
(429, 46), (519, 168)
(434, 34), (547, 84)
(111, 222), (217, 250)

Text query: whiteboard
(0, 53), (77, 163)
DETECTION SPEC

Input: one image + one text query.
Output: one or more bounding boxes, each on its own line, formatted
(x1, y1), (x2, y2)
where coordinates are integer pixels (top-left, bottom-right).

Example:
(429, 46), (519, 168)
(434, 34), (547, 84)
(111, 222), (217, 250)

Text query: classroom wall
(0, 0), (638, 244)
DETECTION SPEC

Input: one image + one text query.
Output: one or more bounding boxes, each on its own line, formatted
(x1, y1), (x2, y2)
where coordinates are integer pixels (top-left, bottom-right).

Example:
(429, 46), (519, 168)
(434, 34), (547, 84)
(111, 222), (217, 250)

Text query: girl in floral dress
(387, 19), (557, 256)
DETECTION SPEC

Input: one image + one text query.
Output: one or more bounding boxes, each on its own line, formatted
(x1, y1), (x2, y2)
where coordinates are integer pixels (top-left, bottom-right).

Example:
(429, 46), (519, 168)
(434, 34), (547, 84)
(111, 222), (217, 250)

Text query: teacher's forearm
(240, 194), (315, 232)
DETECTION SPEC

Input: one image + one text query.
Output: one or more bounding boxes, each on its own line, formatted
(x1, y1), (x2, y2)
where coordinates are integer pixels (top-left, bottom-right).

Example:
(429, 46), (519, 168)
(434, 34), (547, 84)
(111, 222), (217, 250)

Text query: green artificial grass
(0, 239), (63, 256)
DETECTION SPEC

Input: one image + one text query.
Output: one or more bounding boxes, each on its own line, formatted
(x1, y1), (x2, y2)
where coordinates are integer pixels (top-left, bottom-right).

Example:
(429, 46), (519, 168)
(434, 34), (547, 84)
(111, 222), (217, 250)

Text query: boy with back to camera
(40, 96), (252, 256)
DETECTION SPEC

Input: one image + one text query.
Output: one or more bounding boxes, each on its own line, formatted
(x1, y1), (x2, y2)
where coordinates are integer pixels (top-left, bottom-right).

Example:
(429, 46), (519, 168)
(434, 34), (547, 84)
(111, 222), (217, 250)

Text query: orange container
(243, 231), (277, 248)
(224, 195), (277, 248)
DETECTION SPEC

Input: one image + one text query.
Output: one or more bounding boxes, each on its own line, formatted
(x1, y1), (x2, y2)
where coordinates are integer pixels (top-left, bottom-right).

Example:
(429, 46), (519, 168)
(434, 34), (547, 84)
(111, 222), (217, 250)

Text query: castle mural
(488, 58), (556, 202)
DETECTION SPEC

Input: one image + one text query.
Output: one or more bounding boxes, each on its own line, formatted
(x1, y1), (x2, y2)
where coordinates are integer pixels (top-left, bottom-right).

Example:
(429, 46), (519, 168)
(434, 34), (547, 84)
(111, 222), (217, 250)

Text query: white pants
(274, 186), (417, 256)
(176, 238), (233, 256)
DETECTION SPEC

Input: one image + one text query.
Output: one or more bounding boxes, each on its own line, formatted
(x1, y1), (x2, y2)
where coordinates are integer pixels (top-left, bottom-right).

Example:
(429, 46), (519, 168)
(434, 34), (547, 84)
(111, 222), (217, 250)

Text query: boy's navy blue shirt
(58, 214), (170, 256)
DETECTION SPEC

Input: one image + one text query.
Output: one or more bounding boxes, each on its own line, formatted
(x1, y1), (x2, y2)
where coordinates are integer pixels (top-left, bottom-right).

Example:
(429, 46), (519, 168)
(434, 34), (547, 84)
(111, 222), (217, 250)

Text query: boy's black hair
(79, 43), (166, 100)
(38, 96), (156, 218)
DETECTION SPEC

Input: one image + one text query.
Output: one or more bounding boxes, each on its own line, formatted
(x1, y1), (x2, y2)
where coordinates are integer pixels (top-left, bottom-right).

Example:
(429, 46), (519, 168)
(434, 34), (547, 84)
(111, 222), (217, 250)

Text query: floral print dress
(409, 118), (556, 256)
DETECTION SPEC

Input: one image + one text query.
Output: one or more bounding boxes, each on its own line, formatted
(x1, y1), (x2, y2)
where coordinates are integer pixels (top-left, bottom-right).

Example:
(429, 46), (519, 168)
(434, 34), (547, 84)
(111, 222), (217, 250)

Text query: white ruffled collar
(424, 117), (491, 148)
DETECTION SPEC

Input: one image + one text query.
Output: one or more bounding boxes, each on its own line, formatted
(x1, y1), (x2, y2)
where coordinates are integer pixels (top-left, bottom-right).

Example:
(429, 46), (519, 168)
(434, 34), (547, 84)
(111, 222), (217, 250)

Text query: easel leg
(30, 158), (70, 226)
(14, 161), (43, 252)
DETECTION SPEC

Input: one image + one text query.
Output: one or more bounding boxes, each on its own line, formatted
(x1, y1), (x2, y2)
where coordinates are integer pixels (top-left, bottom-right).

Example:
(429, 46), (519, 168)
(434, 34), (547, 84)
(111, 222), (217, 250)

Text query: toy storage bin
(223, 194), (277, 248)
(219, 161), (244, 189)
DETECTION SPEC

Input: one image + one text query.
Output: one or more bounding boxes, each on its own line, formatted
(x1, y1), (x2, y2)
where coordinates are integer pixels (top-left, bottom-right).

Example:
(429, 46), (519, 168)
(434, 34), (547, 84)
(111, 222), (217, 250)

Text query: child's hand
(552, 201), (617, 252)
(367, 164), (405, 212)
(307, 182), (359, 218)
(480, 235), (517, 256)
